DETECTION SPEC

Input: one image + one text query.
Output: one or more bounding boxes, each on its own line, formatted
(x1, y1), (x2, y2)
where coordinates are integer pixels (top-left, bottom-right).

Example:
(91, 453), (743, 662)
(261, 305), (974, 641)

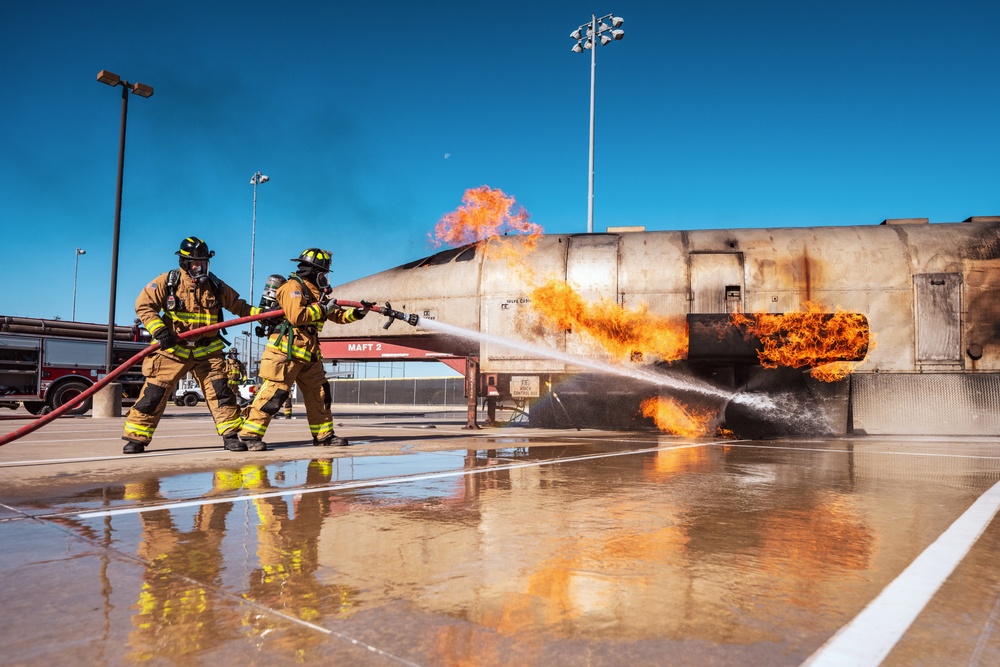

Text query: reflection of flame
(730, 301), (872, 381)
(640, 397), (714, 437)
(431, 185), (542, 251)
(532, 278), (688, 362)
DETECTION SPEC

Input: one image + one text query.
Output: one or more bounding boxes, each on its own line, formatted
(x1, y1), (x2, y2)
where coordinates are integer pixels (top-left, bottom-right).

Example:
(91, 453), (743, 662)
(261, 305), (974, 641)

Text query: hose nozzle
(379, 302), (419, 329)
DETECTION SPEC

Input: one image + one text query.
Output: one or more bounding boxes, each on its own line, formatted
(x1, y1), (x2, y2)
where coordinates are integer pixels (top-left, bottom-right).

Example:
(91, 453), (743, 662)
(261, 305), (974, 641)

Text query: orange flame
(430, 186), (542, 252)
(640, 397), (714, 437)
(730, 301), (872, 381)
(530, 278), (688, 362)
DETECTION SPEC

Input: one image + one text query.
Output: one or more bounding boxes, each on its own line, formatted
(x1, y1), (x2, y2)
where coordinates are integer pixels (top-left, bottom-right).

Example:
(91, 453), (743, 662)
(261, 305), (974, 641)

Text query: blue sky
(2, 1), (998, 324)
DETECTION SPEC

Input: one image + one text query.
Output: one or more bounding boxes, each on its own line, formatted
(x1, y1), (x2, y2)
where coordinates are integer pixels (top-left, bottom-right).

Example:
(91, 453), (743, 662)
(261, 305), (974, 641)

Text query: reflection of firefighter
(124, 477), (239, 662)
(239, 249), (368, 450)
(246, 460), (357, 647)
(123, 237), (258, 454)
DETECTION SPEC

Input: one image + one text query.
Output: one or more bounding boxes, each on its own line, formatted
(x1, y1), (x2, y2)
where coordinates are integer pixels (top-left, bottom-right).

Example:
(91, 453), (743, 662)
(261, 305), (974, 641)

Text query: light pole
(248, 171), (269, 376)
(72, 248), (86, 321)
(570, 13), (624, 234)
(96, 70), (153, 374)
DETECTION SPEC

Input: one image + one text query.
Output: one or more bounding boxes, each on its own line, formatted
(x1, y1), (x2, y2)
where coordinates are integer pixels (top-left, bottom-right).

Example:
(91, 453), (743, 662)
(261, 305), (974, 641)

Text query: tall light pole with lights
(96, 70), (153, 374)
(72, 248), (86, 321)
(248, 171), (269, 376)
(570, 13), (624, 234)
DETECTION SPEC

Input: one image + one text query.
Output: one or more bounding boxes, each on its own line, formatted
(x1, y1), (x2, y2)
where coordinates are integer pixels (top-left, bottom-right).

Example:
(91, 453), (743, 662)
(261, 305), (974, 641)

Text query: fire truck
(0, 316), (150, 415)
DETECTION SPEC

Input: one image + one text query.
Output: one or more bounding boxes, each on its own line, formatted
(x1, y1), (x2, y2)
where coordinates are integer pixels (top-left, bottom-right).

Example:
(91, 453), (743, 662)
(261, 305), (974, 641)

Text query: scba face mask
(185, 259), (210, 283)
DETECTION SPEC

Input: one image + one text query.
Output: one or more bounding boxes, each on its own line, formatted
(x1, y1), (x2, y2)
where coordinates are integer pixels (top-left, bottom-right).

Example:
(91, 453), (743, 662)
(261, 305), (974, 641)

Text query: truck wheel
(50, 380), (92, 415)
(174, 399), (184, 407)
(24, 401), (46, 415)
(183, 392), (199, 407)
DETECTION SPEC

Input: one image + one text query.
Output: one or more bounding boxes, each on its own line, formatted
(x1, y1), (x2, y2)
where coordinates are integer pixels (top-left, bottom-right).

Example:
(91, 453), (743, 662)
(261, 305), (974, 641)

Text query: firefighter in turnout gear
(122, 237), (259, 454)
(238, 248), (368, 450)
(225, 347), (247, 393)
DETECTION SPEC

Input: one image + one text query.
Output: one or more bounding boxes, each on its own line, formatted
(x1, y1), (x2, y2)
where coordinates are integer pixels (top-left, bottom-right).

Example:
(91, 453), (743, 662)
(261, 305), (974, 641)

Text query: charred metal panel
(566, 235), (619, 358)
(913, 273), (962, 364)
(480, 236), (568, 372)
(851, 372), (1000, 435)
(690, 253), (743, 313)
(617, 231), (689, 317)
(566, 234), (619, 302)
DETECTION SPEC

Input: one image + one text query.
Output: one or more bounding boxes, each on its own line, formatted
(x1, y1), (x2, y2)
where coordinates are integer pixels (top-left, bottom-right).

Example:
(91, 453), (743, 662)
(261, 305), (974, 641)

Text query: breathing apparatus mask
(290, 248), (333, 299)
(176, 237), (215, 284)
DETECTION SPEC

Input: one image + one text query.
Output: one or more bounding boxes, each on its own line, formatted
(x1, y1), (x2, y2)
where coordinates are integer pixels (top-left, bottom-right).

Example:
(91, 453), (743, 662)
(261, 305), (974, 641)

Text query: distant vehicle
(173, 378), (204, 407)
(0, 316), (149, 415)
(238, 380), (258, 404)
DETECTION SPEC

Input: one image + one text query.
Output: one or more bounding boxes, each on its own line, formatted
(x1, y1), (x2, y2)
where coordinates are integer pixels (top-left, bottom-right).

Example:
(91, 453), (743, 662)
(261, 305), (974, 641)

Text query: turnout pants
(123, 351), (242, 444)
(239, 352), (333, 442)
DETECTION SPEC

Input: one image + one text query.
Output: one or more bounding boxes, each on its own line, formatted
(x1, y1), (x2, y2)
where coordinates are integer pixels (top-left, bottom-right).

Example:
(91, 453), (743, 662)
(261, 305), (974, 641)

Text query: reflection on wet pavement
(2, 438), (1000, 665)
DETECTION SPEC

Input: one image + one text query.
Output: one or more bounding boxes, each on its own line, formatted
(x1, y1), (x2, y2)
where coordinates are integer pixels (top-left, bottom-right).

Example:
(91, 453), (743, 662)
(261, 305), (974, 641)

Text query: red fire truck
(0, 316), (150, 415)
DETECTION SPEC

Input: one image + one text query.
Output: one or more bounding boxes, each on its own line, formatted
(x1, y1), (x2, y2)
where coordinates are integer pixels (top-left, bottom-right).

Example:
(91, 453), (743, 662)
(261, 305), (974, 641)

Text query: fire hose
(0, 301), (419, 447)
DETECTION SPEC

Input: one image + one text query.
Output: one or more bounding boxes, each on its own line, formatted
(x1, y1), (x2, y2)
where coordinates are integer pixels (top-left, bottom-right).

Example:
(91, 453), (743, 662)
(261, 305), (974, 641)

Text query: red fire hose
(0, 301), (418, 447)
(0, 311), (284, 447)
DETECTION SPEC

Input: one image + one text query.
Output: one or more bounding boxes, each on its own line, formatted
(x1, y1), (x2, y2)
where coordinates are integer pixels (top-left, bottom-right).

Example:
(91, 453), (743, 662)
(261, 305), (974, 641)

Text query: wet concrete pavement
(1, 406), (999, 666)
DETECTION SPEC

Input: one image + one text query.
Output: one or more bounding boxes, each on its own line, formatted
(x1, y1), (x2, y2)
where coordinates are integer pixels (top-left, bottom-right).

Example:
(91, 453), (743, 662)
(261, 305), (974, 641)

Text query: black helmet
(291, 248), (331, 273)
(177, 237), (214, 282)
(176, 237), (215, 260)
(227, 347), (239, 358)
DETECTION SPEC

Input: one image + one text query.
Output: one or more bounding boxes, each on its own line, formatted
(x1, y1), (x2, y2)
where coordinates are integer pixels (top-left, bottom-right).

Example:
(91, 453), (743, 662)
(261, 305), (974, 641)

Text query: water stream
(417, 317), (781, 413)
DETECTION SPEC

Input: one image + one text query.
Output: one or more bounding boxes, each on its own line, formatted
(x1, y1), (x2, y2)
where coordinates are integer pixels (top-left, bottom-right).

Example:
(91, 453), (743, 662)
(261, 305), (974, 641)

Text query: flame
(433, 185), (687, 363)
(430, 186), (542, 252)
(531, 278), (688, 363)
(640, 397), (715, 437)
(730, 301), (872, 381)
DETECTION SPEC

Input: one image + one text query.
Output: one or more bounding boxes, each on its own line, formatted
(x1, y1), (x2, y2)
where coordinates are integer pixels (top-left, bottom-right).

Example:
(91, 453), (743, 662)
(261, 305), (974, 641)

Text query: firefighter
(122, 237), (258, 454)
(225, 347), (247, 394)
(281, 393), (293, 419)
(238, 248), (369, 450)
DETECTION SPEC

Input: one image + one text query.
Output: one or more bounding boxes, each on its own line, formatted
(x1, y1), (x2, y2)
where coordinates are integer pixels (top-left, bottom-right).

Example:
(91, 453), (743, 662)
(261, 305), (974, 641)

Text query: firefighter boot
(240, 436), (268, 452)
(223, 433), (248, 452)
(122, 437), (146, 455)
(315, 434), (349, 447)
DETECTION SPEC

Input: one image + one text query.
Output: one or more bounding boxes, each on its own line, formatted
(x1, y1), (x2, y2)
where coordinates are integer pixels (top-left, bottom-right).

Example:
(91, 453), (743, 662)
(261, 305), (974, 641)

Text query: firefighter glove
(319, 300), (340, 318)
(355, 300), (375, 319)
(153, 328), (178, 349)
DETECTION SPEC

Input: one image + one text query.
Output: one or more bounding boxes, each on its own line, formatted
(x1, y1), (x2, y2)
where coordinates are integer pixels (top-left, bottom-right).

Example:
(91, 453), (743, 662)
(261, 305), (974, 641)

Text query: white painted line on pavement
(0, 449), (221, 467)
(802, 479), (1000, 666)
(75, 442), (717, 519)
(725, 442), (1000, 461)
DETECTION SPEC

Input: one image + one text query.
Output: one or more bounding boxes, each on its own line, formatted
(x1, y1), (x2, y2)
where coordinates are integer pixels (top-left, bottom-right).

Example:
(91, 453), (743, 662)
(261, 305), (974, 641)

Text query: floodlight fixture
(567, 12), (625, 234)
(96, 70), (121, 86)
(131, 82), (154, 98)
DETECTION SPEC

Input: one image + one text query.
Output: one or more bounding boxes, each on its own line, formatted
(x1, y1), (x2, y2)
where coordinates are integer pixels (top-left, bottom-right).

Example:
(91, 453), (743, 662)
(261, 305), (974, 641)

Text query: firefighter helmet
(176, 237), (215, 260)
(228, 347), (239, 359)
(291, 248), (331, 273)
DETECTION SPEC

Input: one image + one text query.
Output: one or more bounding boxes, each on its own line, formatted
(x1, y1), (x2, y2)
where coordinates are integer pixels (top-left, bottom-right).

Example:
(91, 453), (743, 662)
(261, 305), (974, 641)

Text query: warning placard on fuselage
(510, 375), (540, 398)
